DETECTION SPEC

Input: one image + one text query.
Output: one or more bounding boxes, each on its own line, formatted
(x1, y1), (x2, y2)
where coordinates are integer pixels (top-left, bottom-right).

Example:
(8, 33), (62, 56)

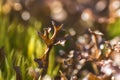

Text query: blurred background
(0, 0), (120, 80)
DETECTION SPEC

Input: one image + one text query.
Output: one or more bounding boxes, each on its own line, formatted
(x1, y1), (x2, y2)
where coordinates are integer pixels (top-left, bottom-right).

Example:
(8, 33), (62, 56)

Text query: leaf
(47, 47), (55, 76)
(52, 64), (60, 77)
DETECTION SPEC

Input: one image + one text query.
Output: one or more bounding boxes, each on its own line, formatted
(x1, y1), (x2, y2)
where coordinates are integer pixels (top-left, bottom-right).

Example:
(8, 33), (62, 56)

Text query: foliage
(108, 19), (120, 39)
(0, 15), (44, 80)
